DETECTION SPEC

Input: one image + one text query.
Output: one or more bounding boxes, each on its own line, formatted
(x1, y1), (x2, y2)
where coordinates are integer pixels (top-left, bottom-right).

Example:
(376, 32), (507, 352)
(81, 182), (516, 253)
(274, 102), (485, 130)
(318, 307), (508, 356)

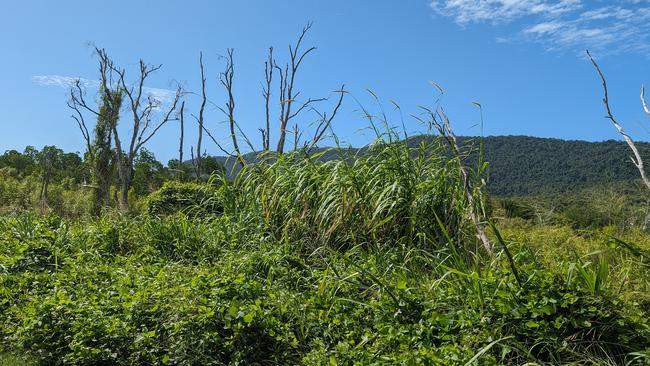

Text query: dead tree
(195, 24), (345, 162)
(275, 22), (320, 154)
(193, 52), (207, 178)
(588, 51), (650, 193)
(107, 52), (183, 211)
(261, 47), (274, 151)
(219, 49), (246, 167)
(69, 48), (124, 215)
(178, 100), (185, 180)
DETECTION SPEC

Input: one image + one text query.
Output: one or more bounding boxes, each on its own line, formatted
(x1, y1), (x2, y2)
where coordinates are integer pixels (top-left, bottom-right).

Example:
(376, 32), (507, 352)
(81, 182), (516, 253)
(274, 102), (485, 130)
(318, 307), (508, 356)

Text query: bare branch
(307, 85), (346, 152)
(288, 97), (326, 121)
(137, 85), (182, 149)
(642, 84), (650, 116)
(195, 117), (232, 157)
(588, 50), (650, 193)
(70, 108), (92, 153)
(69, 80), (100, 117)
(276, 23), (318, 154)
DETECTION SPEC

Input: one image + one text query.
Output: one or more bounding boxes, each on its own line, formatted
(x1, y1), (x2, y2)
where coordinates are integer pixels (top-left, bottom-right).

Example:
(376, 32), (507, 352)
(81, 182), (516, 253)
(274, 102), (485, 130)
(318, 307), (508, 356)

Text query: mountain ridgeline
(210, 135), (650, 197)
(458, 135), (650, 196)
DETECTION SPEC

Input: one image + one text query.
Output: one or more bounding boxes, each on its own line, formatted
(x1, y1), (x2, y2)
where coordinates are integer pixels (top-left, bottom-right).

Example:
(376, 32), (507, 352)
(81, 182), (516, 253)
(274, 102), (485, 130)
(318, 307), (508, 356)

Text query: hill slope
(467, 136), (650, 196)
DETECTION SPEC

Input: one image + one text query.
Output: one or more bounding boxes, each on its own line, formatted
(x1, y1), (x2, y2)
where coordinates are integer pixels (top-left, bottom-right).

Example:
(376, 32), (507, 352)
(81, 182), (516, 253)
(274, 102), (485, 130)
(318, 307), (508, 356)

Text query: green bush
(145, 181), (222, 217)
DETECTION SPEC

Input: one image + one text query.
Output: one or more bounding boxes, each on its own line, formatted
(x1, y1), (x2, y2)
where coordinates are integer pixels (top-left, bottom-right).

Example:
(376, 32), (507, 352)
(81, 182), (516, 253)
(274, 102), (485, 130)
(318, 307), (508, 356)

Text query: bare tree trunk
(117, 158), (133, 212)
(178, 101), (185, 180)
(40, 174), (49, 205)
(195, 52), (207, 178)
(262, 47), (274, 151)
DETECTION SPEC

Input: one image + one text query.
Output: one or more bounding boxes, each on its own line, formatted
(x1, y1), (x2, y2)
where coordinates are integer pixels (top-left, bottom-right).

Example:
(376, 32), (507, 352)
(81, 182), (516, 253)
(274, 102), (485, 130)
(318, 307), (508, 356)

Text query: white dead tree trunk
(588, 50), (650, 193)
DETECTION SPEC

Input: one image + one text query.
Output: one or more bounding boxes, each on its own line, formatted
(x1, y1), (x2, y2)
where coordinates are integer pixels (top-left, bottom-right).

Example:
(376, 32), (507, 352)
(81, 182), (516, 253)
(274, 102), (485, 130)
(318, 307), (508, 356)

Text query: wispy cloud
(430, 0), (650, 56)
(32, 74), (178, 105)
(430, 0), (581, 25)
(32, 75), (99, 89)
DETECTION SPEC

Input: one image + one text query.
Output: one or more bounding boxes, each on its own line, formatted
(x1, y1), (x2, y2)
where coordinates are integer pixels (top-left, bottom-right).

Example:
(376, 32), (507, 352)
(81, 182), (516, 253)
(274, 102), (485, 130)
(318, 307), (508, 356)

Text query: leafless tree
(192, 52), (207, 178)
(178, 100), (185, 180)
(219, 48), (246, 167)
(275, 22), (321, 154)
(186, 24), (345, 169)
(588, 50), (650, 193)
(261, 47), (274, 151)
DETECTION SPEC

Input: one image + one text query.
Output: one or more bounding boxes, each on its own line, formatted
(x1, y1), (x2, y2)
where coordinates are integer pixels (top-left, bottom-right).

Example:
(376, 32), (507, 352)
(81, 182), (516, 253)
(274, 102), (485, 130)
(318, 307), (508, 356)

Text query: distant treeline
(2, 135), (648, 203)
(221, 135), (650, 197)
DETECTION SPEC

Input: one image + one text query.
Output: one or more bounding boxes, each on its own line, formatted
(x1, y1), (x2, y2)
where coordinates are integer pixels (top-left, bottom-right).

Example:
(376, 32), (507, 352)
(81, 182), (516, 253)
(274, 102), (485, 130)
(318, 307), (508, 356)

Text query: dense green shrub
(145, 181), (223, 217)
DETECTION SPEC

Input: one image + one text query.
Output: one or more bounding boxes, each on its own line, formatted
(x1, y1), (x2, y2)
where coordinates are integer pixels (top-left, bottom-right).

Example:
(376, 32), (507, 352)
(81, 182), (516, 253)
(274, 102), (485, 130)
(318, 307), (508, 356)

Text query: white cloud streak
(430, 0), (650, 56)
(430, 0), (581, 25)
(32, 74), (178, 106)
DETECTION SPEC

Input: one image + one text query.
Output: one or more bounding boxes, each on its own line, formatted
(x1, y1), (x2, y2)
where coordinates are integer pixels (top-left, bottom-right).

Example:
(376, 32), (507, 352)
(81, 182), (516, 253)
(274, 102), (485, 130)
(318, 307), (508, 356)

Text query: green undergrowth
(1, 138), (650, 365)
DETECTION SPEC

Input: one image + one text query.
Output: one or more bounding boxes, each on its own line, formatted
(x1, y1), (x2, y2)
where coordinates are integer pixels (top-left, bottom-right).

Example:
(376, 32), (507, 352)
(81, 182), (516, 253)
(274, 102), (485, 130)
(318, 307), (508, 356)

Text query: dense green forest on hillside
(462, 136), (650, 196)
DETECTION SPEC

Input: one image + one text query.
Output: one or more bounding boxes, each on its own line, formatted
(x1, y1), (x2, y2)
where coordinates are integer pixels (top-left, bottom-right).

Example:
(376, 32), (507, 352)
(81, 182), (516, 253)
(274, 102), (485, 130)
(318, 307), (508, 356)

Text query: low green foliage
(494, 181), (650, 230)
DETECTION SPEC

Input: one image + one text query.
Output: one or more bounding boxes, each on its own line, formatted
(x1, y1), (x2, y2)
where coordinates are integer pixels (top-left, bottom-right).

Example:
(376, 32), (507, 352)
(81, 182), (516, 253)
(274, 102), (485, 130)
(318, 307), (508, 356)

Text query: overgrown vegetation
(2, 136), (650, 365)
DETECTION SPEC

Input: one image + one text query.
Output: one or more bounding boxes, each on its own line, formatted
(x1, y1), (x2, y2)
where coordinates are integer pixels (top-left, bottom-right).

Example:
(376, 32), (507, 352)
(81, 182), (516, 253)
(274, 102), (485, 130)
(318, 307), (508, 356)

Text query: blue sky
(2, 0), (650, 163)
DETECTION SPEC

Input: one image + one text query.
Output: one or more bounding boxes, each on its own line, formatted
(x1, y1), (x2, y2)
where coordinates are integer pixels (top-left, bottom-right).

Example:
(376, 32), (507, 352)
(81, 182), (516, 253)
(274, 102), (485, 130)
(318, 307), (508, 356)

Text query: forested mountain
(460, 136), (650, 196)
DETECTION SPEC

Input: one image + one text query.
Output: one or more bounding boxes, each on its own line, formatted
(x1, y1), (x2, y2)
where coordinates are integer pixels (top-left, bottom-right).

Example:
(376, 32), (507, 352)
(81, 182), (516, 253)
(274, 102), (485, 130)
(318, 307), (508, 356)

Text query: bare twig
(307, 85), (346, 152)
(276, 22), (317, 154)
(588, 50), (650, 193)
(642, 84), (650, 116)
